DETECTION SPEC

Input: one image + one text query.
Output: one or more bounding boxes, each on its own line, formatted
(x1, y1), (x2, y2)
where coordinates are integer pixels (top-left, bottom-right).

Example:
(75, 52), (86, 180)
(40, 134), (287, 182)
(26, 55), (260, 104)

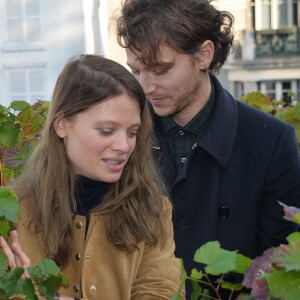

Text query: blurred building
(1, 0), (299, 106)
(0, 0), (108, 106)
(220, 0), (300, 102)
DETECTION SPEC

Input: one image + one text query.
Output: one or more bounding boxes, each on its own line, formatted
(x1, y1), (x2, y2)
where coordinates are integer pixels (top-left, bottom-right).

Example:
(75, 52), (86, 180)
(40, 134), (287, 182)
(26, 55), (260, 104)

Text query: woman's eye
(128, 130), (138, 137)
(98, 129), (113, 135)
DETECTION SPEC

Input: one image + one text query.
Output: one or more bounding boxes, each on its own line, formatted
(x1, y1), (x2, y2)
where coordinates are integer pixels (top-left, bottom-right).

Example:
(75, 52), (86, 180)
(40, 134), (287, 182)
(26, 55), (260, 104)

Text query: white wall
(0, 0), (87, 107)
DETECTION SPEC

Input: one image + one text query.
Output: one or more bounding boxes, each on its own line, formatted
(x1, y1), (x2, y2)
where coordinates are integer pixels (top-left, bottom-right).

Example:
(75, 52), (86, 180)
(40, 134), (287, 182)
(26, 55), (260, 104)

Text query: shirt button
(181, 157), (187, 163)
(218, 207), (230, 219)
(75, 253), (81, 261)
(73, 285), (80, 293)
(178, 130), (184, 136)
(90, 285), (97, 291)
(76, 222), (83, 229)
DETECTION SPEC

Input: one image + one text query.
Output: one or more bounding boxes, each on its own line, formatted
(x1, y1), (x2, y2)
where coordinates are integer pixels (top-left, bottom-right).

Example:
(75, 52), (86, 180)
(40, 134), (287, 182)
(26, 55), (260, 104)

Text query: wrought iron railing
(255, 27), (300, 57)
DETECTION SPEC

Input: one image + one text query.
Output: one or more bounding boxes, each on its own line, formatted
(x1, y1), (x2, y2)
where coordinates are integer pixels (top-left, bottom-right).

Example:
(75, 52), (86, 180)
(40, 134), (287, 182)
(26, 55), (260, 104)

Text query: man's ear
(54, 117), (67, 138)
(198, 40), (214, 71)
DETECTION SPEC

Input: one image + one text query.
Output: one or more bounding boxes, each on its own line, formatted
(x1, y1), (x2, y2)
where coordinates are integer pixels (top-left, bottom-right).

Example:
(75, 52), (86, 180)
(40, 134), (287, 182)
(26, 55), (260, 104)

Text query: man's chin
(152, 106), (172, 117)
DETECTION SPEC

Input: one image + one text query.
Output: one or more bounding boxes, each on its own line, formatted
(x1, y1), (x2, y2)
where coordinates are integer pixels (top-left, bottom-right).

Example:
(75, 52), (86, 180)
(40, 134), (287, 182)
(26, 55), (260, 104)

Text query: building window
(259, 80), (300, 104)
(9, 68), (44, 103)
(259, 81), (276, 100)
(254, 0), (298, 30)
(261, 0), (271, 29)
(5, 0), (42, 48)
(234, 82), (244, 99)
(281, 81), (292, 104)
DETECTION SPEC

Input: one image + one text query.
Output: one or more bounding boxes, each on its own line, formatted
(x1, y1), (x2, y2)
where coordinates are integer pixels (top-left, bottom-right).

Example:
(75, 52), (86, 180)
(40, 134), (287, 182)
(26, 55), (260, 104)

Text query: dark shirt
(159, 81), (215, 172)
(76, 175), (112, 218)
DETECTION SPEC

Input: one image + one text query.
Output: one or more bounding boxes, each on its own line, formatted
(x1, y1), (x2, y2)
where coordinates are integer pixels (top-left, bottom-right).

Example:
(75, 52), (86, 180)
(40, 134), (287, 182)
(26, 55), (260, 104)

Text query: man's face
(126, 44), (208, 125)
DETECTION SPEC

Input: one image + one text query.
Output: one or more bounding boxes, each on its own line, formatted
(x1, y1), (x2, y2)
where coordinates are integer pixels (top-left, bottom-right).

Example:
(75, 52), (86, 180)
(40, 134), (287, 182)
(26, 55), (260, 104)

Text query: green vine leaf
(0, 250), (8, 277)
(10, 101), (30, 112)
(0, 218), (11, 240)
(235, 253), (252, 274)
(0, 187), (20, 223)
(38, 276), (63, 300)
(193, 241), (237, 275)
(0, 267), (25, 298)
(0, 122), (20, 148)
(190, 280), (203, 300)
(287, 231), (300, 243)
(266, 270), (300, 300)
(14, 278), (37, 300)
(220, 281), (243, 291)
(273, 242), (300, 271)
(28, 258), (69, 299)
(190, 268), (204, 279)
(29, 258), (60, 279)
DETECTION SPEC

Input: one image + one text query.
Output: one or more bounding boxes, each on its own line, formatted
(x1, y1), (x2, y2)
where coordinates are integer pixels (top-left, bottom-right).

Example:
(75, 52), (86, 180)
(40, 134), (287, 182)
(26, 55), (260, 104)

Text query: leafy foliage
(0, 95), (299, 299)
(239, 92), (276, 114)
(0, 100), (49, 185)
(173, 202), (300, 300)
(0, 188), (68, 299)
(275, 103), (300, 145)
(239, 91), (300, 147)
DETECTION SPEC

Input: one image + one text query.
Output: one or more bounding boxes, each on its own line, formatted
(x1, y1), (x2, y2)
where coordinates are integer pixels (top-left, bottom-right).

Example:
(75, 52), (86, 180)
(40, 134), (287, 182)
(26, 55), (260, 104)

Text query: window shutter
(6, 0), (22, 17)
(29, 70), (44, 102)
(9, 69), (44, 103)
(10, 71), (26, 101)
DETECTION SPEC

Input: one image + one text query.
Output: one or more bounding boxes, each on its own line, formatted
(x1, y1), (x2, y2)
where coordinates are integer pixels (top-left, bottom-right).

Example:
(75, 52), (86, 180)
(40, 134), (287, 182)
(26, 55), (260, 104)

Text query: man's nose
(139, 72), (156, 95)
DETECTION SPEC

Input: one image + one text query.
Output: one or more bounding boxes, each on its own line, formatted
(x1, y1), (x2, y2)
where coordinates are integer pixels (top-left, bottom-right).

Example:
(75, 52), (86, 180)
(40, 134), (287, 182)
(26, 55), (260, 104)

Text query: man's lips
(148, 97), (165, 106)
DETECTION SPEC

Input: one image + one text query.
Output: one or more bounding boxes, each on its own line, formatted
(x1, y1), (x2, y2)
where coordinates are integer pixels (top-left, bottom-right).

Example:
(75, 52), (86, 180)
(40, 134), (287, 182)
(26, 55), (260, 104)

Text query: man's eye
(131, 69), (140, 75)
(153, 69), (168, 75)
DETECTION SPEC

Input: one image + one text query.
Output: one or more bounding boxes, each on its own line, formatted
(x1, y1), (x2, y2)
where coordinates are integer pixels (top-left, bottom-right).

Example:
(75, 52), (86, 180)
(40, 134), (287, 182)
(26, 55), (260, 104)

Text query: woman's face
(55, 93), (141, 182)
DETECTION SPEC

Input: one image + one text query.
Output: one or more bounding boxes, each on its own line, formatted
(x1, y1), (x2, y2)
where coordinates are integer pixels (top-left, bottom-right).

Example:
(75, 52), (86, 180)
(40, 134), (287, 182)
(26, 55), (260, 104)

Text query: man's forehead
(126, 47), (175, 68)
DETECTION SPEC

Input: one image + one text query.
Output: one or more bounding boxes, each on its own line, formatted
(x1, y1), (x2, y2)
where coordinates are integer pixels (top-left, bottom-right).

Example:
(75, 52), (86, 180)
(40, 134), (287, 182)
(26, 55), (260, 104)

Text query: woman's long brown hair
(9, 54), (169, 267)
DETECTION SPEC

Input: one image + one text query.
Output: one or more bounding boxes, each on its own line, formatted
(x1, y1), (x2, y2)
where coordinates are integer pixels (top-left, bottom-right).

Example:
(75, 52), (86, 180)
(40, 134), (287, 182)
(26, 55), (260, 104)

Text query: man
(116, 0), (300, 296)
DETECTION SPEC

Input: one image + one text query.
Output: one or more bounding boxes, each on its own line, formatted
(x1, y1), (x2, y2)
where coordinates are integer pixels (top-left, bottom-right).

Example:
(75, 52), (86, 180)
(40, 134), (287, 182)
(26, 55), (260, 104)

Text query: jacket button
(75, 253), (81, 261)
(86, 254), (90, 259)
(76, 222), (83, 229)
(181, 157), (187, 163)
(90, 285), (97, 291)
(218, 207), (230, 219)
(73, 285), (80, 293)
(178, 130), (185, 136)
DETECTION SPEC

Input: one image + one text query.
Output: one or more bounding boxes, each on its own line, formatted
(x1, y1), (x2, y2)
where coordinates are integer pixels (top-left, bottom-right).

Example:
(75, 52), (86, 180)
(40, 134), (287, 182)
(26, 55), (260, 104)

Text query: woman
(0, 54), (184, 299)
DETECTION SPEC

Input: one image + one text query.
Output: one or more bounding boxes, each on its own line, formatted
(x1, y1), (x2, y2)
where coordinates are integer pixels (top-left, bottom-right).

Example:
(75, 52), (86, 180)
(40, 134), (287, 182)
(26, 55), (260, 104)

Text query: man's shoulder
(236, 100), (293, 131)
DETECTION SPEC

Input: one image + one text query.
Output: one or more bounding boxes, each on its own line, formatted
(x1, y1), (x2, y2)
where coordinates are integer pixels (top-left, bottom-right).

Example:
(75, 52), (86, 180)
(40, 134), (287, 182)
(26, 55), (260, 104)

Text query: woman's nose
(112, 134), (130, 153)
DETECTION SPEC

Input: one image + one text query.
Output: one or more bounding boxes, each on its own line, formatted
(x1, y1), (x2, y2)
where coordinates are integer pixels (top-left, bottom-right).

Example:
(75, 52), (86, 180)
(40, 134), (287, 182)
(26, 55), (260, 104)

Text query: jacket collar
(196, 75), (238, 168)
(151, 74), (238, 169)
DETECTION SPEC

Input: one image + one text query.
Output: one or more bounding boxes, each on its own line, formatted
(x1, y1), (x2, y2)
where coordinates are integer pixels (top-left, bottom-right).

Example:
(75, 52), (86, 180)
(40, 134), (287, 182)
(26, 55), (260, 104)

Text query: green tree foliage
(0, 100), (49, 185)
(239, 91), (300, 147)
(0, 187), (68, 300)
(172, 204), (300, 300)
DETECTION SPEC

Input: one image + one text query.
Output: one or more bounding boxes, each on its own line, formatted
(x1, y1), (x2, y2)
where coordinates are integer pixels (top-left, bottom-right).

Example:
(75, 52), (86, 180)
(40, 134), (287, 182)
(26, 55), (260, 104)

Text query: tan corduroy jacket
(17, 198), (185, 300)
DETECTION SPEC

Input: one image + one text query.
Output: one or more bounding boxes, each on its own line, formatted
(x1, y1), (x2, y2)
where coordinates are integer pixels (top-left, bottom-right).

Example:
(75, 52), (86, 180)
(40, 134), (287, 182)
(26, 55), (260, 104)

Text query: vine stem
(0, 161), (3, 186)
(185, 275), (223, 300)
